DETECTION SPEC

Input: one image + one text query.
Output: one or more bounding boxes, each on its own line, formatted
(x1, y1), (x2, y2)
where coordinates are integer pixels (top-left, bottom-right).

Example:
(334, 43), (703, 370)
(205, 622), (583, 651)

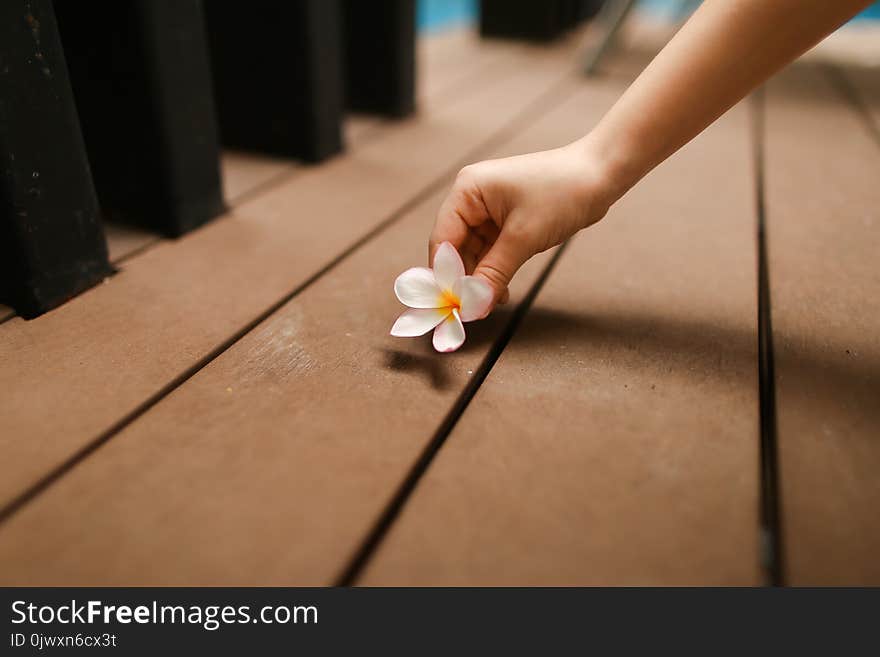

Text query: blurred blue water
(416, 0), (880, 34)
(417, 0), (478, 33)
(637, 0), (880, 22)
(855, 2), (880, 20)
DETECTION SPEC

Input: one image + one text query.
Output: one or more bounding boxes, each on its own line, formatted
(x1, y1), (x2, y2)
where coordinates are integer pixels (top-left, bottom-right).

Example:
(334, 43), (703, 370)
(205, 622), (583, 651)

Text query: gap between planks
(0, 74), (628, 585)
(352, 58), (880, 587)
(357, 96), (763, 586)
(751, 89), (783, 587)
(0, 30), (593, 521)
(0, 29), (526, 327)
(763, 63), (880, 585)
(0, 30), (546, 329)
(219, 28), (525, 208)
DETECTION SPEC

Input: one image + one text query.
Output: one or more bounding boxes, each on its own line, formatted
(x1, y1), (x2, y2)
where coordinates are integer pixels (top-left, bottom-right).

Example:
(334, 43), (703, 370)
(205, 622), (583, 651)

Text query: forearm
(580, 0), (871, 207)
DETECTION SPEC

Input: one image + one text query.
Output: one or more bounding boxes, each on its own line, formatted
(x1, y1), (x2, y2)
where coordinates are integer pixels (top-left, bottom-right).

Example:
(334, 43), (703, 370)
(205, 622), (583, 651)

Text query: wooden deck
(0, 27), (877, 586)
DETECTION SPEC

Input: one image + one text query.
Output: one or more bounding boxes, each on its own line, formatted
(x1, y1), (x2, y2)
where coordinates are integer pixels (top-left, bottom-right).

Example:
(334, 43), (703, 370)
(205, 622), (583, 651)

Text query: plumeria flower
(390, 241), (493, 352)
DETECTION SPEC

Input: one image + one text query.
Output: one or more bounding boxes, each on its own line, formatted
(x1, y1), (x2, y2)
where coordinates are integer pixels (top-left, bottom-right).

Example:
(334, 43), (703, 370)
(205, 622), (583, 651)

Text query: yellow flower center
(440, 289), (461, 312)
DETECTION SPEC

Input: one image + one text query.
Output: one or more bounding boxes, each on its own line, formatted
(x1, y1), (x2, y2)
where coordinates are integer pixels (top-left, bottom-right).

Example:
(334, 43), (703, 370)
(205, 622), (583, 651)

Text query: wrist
(571, 131), (639, 220)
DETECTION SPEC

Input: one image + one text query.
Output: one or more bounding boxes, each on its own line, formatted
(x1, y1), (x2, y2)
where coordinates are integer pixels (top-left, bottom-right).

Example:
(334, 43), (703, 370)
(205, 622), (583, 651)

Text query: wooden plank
(0, 37), (584, 513)
(103, 223), (159, 263)
(220, 151), (291, 206)
(840, 65), (880, 134)
(0, 121), (398, 322)
(0, 29), (529, 327)
(418, 28), (491, 87)
(764, 65), (880, 585)
(344, 115), (385, 148)
(220, 151), (295, 206)
(220, 117), (381, 206)
(0, 73), (632, 586)
(217, 27), (525, 207)
(0, 140), (366, 325)
(417, 28), (528, 102)
(217, 24), (587, 207)
(0, 198), (556, 585)
(361, 100), (761, 586)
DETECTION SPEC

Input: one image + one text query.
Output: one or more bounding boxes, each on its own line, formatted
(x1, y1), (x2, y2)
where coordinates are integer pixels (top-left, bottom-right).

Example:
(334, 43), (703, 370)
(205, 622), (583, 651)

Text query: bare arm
(584, 0), (872, 203)
(430, 0), (872, 306)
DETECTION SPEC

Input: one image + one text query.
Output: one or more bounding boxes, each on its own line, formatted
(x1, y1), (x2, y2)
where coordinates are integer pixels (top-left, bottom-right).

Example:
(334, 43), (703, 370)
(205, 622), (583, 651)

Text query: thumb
(472, 227), (532, 311)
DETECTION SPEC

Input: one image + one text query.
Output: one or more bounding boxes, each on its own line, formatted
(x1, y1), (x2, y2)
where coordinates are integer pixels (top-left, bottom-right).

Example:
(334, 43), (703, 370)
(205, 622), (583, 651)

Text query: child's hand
(429, 142), (612, 310)
(429, 0), (873, 313)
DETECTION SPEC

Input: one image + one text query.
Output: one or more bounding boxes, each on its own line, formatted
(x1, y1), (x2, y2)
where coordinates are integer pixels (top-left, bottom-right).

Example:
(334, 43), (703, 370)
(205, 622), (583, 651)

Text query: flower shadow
(382, 347), (453, 391)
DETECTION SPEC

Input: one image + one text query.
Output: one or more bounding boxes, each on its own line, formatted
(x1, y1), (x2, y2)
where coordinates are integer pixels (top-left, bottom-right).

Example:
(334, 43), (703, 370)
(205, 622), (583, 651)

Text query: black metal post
(204, 0), (344, 162)
(0, 0), (112, 319)
(53, 0), (225, 237)
(480, 0), (565, 41)
(341, 0), (416, 118)
(480, 0), (602, 42)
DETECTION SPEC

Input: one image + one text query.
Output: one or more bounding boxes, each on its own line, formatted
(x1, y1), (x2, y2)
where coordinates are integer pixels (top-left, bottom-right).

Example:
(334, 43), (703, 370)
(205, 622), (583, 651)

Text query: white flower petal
(391, 308), (451, 337)
(394, 267), (444, 308)
(432, 308), (466, 352)
(432, 241), (465, 291)
(453, 275), (493, 322)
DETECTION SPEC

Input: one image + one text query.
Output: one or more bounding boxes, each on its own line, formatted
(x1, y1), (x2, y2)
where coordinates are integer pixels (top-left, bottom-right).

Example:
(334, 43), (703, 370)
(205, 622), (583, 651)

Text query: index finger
(429, 191), (470, 267)
(429, 179), (491, 267)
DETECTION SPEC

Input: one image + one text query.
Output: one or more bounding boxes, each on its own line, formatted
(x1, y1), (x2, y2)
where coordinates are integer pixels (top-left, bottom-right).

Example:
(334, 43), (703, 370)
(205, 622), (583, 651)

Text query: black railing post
(204, 0), (344, 163)
(341, 0), (416, 118)
(53, 0), (225, 237)
(480, 0), (601, 42)
(480, 0), (563, 41)
(0, 0), (112, 318)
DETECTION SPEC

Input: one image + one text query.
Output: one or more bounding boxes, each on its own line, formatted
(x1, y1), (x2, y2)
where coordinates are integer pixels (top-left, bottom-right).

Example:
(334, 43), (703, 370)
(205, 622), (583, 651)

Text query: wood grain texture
(220, 151), (297, 205)
(417, 27), (517, 101)
(764, 65), (880, 585)
(841, 65), (880, 135)
(0, 123), (381, 327)
(361, 98), (761, 586)
(221, 117), (383, 205)
(0, 188), (557, 586)
(0, 29), (548, 327)
(0, 36), (583, 512)
(1, 121), (389, 325)
(103, 223), (160, 263)
(0, 39), (602, 585)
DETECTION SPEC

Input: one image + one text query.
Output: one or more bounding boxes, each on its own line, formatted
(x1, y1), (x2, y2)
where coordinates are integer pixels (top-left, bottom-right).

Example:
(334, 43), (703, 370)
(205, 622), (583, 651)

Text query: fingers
(474, 220), (499, 245)
(472, 225), (532, 309)
(429, 167), (491, 267)
(428, 165), (525, 309)
(458, 232), (485, 273)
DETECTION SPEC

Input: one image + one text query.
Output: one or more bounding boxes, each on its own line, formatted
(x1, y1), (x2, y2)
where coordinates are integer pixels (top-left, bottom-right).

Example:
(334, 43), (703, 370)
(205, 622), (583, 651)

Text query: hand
(429, 141), (613, 310)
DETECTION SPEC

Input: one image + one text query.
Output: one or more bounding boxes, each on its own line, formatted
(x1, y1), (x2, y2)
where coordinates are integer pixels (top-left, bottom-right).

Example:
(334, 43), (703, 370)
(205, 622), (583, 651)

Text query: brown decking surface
(764, 65), (880, 585)
(0, 28), (877, 586)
